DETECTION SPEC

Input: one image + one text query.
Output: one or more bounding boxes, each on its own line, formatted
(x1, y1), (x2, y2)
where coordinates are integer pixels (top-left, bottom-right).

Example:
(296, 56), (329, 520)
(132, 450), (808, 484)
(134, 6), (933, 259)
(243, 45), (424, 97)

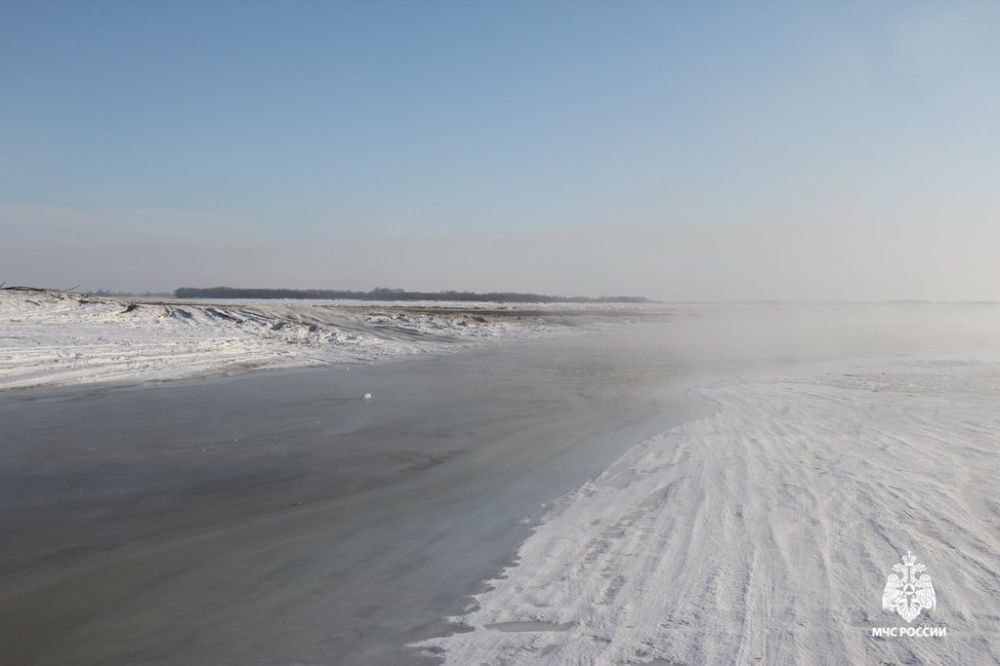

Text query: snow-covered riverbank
(0, 289), (654, 390)
(418, 354), (1000, 665)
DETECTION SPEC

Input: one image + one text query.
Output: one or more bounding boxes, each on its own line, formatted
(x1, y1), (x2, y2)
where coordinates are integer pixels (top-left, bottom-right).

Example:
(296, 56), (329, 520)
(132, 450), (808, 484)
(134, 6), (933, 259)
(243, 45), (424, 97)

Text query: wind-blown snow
(418, 356), (1000, 664)
(0, 290), (646, 390)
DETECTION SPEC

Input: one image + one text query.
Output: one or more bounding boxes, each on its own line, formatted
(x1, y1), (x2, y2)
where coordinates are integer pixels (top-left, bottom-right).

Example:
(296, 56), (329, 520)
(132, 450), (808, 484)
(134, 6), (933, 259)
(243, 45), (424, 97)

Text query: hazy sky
(2, 1), (999, 299)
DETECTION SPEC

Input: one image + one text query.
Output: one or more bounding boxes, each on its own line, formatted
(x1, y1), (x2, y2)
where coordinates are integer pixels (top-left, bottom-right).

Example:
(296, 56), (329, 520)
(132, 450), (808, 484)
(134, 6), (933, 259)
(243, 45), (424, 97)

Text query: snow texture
(418, 357), (1000, 665)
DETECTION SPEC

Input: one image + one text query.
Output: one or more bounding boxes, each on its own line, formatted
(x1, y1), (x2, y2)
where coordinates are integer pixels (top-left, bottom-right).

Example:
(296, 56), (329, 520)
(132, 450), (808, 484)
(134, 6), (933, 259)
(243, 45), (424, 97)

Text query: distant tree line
(174, 286), (652, 304)
(92, 289), (172, 298)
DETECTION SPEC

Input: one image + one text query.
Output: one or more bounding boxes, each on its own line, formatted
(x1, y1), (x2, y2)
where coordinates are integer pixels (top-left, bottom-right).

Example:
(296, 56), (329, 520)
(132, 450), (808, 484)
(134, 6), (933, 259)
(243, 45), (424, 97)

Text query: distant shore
(0, 288), (661, 391)
(174, 286), (654, 304)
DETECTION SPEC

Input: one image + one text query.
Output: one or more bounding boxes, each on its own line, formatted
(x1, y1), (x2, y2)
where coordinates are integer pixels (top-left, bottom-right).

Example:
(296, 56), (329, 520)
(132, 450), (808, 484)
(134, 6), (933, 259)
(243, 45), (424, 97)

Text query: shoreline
(0, 288), (664, 392)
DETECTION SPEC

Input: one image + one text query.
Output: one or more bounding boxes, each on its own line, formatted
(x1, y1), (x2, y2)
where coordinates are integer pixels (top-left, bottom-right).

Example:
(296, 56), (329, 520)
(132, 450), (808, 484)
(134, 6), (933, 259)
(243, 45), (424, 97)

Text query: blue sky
(2, 1), (999, 298)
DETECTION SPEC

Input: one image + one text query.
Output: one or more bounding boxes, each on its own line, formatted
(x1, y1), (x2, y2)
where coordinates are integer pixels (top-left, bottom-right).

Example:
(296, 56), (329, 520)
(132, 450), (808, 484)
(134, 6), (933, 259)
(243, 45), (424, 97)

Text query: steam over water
(2, 303), (999, 665)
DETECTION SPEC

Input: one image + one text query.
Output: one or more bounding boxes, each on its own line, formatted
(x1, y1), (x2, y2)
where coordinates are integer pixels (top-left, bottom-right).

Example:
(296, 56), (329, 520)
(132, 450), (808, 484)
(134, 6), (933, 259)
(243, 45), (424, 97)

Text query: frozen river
(3, 303), (999, 665)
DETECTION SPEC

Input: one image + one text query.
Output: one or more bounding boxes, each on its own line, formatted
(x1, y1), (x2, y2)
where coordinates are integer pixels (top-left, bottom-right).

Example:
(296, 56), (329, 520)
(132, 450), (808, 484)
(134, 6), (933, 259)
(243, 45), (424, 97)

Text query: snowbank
(0, 289), (649, 390)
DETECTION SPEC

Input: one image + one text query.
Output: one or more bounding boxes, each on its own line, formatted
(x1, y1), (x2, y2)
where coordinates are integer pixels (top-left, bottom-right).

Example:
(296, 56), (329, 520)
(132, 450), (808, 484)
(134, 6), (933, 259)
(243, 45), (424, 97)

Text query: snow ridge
(0, 290), (637, 390)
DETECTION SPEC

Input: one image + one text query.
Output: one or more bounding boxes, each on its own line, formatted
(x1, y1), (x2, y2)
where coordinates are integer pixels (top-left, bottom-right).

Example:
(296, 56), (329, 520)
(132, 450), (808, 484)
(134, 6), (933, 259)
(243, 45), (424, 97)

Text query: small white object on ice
(362, 392), (373, 400)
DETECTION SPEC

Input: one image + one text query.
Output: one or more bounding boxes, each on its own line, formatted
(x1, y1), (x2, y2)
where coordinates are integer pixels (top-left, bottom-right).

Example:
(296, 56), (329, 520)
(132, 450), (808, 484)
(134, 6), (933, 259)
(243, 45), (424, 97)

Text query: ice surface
(417, 355), (1000, 664)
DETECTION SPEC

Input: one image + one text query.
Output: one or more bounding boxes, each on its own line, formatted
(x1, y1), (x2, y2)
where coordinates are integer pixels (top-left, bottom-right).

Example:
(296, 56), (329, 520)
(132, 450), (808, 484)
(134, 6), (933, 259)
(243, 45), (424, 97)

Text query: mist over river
(2, 303), (999, 665)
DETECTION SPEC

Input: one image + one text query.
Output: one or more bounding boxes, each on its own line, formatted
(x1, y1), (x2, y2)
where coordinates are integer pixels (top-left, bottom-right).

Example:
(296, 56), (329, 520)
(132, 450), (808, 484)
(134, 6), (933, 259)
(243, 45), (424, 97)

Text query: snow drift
(0, 289), (649, 390)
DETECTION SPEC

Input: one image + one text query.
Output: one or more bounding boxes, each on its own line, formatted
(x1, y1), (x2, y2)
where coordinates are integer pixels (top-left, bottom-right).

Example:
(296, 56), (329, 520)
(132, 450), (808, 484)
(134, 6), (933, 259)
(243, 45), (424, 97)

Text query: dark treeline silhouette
(174, 287), (652, 304)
